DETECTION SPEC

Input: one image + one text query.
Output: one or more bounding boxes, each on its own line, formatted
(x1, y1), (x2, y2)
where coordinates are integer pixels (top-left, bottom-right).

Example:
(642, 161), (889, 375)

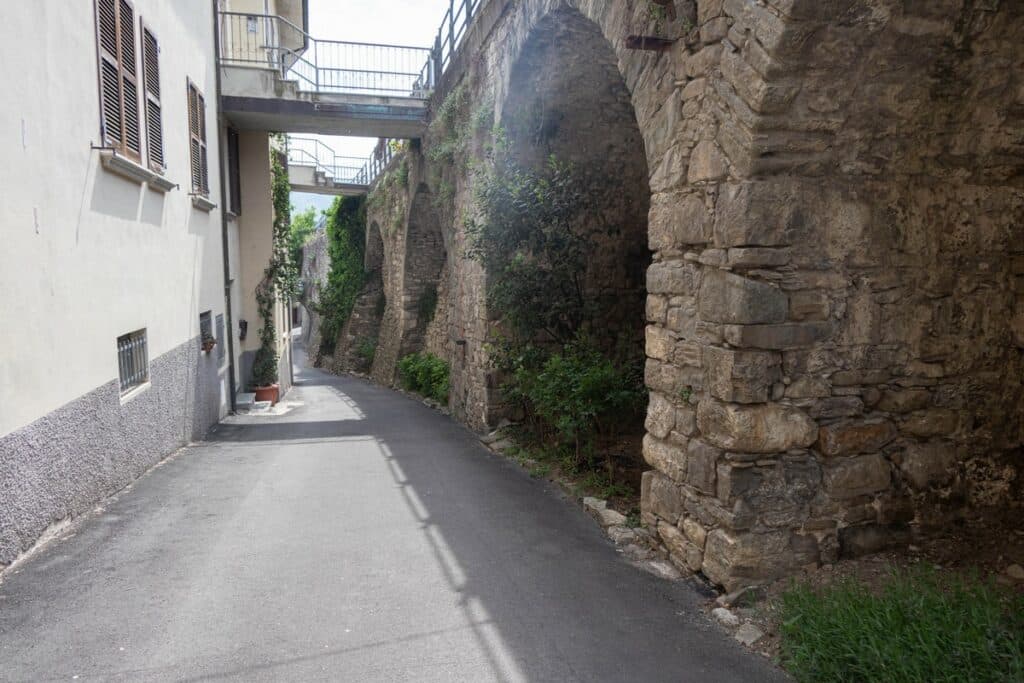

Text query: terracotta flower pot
(253, 384), (280, 406)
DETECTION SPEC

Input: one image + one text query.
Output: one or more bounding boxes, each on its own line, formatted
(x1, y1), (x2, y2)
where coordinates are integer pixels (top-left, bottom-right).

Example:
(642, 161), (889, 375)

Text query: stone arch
(490, 3), (653, 482)
(399, 185), (448, 358)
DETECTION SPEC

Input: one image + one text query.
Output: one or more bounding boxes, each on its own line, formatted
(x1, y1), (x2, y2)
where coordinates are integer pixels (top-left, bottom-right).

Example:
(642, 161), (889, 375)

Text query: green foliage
(356, 338), (377, 367)
(316, 195), (367, 355)
(417, 285), (439, 325)
(427, 83), (469, 164)
(503, 337), (644, 467)
(466, 157), (597, 346)
(251, 149), (294, 387)
(396, 159), (409, 188)
(398, 352), (450, 404)
(289, 205), (318, 273)
(779, 568), (1024, 683)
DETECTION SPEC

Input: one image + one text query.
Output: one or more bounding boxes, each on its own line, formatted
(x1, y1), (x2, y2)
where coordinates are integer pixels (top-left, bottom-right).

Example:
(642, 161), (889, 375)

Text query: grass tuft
(779, 567), (1024, 683)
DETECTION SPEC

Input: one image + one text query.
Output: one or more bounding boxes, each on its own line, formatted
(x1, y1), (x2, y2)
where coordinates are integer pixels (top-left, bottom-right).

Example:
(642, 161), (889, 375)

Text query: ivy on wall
(316, 195), (367, 356)
(251, 144), (296, 388)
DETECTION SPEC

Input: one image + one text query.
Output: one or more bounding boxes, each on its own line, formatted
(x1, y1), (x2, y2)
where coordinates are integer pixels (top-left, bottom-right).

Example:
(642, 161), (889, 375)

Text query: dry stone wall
(362, 0), (1024, 591)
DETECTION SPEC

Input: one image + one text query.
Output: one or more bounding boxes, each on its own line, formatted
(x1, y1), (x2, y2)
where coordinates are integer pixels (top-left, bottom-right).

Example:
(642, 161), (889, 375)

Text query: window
(95, 0), (142, 162)
(140, 21), (164, 172)
(187, 81), (209, 196)
(117, 329), (149, 394)
(227, 128), (242, 215)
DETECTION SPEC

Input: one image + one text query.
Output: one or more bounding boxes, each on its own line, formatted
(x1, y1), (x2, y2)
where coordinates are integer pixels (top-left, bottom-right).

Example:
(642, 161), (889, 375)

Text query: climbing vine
(251, 144), (296, 387)
(316, 195), (367, 355)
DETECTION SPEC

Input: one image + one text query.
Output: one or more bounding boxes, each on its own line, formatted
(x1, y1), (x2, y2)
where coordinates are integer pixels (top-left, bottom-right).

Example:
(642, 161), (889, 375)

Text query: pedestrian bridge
(218, 11), (434, 139)
(286, 136), (399, 196)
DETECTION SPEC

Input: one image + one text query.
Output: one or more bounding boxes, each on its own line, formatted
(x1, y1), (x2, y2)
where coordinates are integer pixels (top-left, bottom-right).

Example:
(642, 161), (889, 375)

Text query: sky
(292, 0), (450, 214)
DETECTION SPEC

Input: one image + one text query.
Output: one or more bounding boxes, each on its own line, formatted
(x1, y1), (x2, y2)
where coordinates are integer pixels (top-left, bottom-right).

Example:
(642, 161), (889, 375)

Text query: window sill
(191, 194), (217, 212)
(100, 150), (153, 184)
(99, 150), (177, 193)
(119, 381), (152, 406)
(149, 173), (178, 193)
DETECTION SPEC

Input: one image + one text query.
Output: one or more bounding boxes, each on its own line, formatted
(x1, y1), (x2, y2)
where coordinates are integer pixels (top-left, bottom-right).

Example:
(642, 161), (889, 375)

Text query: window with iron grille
(117, 329), (149, 394)
(95, 0), (142, 162)
(187, 80), (209, 196)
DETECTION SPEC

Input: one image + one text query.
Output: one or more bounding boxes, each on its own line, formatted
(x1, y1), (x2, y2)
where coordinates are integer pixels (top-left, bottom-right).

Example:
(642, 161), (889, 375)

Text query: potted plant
(201, 333), (217, 354)
(250, 343), (279, 405)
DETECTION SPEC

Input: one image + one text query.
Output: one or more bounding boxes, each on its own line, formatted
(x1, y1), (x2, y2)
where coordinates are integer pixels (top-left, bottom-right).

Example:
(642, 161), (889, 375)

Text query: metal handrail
(219, 11), (434, 98)
(286, 136), (375, 186)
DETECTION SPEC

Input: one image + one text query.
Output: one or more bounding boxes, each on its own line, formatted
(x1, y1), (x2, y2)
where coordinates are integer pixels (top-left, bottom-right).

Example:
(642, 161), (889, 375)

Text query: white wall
(0, 0), (229, 436)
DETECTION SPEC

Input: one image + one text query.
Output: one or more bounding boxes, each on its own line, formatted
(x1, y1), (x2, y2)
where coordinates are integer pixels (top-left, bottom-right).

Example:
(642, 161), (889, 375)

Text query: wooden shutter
(141, 22), (164, 172)
(188, 82), (209, 195)
(94, 0), (142, 162)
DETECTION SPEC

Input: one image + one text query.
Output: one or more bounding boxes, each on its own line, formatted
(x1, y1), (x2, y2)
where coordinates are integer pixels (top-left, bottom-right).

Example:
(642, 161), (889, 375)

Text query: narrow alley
(0, 352), (785, 682)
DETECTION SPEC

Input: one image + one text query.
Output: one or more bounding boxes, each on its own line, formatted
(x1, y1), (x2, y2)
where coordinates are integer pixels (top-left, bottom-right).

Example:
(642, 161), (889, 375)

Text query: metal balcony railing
(286, 136), (399, 188)
(219, 12), (434, 98)
(432, 0), (482, 75)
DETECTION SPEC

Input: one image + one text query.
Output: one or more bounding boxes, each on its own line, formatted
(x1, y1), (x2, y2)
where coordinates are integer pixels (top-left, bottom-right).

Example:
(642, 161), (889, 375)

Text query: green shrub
(503, 337), (644, 469)
(780, 568), (1024, 683)
(398, 352), (450, 404)
(356, 338), (376, 367)
(316, 196), (366, 355)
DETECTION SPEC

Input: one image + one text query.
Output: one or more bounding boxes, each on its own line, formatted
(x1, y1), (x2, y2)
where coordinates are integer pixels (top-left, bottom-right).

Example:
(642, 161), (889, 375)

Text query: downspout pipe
(212, 1), (238, 413)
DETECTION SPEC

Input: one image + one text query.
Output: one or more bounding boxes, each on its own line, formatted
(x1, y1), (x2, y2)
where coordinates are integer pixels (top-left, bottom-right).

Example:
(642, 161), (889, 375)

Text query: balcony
(218, 12), (432, 138)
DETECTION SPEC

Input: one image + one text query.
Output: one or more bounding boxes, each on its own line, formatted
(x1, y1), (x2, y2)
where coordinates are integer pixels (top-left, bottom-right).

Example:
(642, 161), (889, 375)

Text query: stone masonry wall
(363, 0), (1024, 591)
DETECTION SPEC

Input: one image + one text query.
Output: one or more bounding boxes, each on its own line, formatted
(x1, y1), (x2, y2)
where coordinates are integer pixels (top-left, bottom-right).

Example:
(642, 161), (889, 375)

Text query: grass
(779, 567), (1024, 683)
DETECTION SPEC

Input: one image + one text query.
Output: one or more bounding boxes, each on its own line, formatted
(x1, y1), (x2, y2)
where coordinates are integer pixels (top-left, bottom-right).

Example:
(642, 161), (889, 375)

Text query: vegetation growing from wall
(251, 148), (295, 387)
(316, 195), (367, 356)
(466, 156), (646, 475)
(398, 352), (450, 404)
(289, 206), (319, 271)
(779, 568), (1024, 682)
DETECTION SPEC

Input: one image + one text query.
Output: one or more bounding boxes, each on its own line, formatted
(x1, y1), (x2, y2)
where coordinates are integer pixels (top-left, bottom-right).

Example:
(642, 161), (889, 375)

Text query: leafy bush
(780, 568), (1024, 683)
(398, 352), (450, 404)
(289, 205), (318, 273)
(316, 196), (366, 355)
(356, 338), (376, 367)
(504, 337), (644, 469)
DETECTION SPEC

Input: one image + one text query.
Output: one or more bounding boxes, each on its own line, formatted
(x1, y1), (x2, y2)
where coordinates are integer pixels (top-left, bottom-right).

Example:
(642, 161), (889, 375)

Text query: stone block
(818, 419), (897, 456)
(682, 516), (708, 549)
(698, 270), (788, 325)
(646, 295), (668, 324)
(714, 181), (808, 248)
(722, 323), (831, 349)
(727, 247), (792, 269)
(697, 399), (818, 453)
(675, 405), (698, 436)
(702, 529), (819, 591)
(784, 376), (831, 399)
(642, 470), (683, 524)
(643, 434), (687, 482)
(718, 456), (821, 528)
(659, 522), (704, 573)
(877, 388), (931, 413)
(645, 392), (676, 439)
(788, 291), (830, 322)
(698, 0), (725, 24)
(646, 325), (675, 361)
(686, 440), (722, 494)
(704, 346), (780, 403)
(900, 441), (958, 490)
(674, 340), (702, 367)
(649, 193), (710, 250)
(901, 409), (960, 438)
(688, 140), (729, 183)
(824, 454), (891, 500)
(647, 259), (695, 295)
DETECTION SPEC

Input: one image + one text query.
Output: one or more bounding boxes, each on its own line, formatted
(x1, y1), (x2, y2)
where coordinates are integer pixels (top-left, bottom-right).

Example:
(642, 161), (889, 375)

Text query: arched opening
(487, 6), (652, 492)
(400, 186), (447, 358)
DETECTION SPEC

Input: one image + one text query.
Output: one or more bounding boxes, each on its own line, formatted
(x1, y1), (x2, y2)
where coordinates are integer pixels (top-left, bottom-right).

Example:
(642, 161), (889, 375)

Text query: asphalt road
(0, 356), (788, 682)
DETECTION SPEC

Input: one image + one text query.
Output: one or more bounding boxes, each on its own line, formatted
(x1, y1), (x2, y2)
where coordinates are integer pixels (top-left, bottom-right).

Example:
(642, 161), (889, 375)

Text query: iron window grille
(117, 329), (149, 393)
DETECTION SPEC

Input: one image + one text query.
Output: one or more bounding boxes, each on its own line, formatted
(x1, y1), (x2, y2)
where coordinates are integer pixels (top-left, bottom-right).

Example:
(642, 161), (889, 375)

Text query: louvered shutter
(96, 0), (122, 149)
(95, 0), (142, 162)
(188, 82), (209, 196)
(141, 22), (164, 172)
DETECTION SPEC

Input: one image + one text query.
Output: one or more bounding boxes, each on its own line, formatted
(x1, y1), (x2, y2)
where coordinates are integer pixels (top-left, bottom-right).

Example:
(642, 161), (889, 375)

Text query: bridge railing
(431, 0), (483, 76)
(219, 12), (434, 98)
(286, 136), (374, 186)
